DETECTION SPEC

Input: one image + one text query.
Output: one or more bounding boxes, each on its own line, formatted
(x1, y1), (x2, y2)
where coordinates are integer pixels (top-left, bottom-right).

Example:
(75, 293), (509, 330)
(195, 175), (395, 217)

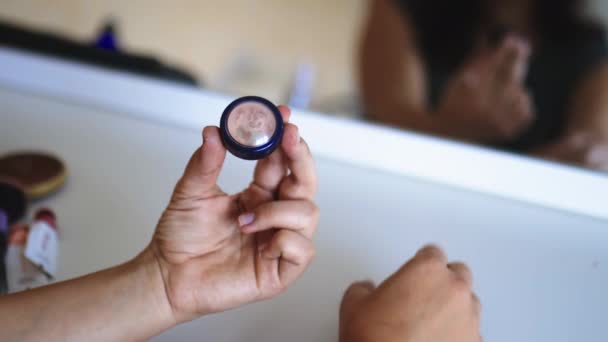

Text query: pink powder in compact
(227, 101), (277, 147)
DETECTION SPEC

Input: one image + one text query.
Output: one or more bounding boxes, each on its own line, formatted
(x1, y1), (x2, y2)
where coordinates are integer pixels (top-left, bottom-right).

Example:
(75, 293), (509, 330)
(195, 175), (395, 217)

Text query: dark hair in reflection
(405, 0), (605, 69)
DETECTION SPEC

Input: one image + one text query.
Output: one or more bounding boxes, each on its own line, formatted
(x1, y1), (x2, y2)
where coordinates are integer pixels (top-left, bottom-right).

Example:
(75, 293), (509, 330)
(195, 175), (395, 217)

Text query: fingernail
(504, 36), (518, 48)
(355, 280), (376, 291)
(202, 127), (218, 145)
(238, 213), (255, 227)
(203, 135), (217, 146)
(517, 41), (531, 58)
(521, 40), (531, 53)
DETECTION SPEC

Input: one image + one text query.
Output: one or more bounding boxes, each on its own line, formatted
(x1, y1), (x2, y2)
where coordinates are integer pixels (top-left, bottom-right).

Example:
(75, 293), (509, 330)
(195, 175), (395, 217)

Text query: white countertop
(1, 47), (607, 342)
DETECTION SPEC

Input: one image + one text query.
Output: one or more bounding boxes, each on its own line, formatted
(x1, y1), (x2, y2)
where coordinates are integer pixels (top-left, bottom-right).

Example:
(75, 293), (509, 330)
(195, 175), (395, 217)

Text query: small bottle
(5, 223), (48, 293)
(24, 209), (58, 278)
(0, 181), (27, 294)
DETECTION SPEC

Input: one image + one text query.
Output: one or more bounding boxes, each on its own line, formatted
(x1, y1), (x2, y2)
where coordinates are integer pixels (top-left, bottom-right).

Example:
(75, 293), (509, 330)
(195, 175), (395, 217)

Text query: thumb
(340, 281), (375, 323)
(175, 126), (227, 198)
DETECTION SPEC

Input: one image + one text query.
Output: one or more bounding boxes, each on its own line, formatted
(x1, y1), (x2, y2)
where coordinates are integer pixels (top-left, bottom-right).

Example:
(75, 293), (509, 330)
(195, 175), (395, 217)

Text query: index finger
(493, 36), (530, 86)
(252, 105), (291, 194)
(279, 124), (317, 200)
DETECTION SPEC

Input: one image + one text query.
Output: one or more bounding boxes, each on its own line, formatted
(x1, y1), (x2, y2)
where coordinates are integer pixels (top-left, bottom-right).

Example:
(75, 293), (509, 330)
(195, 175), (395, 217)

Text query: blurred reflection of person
(360, 0), (608, 170)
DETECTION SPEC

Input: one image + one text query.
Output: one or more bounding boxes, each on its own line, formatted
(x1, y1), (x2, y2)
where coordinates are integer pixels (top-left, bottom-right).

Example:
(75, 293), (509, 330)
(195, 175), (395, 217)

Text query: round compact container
(220, 96), (284, 160)
(0, 152), (66, 200)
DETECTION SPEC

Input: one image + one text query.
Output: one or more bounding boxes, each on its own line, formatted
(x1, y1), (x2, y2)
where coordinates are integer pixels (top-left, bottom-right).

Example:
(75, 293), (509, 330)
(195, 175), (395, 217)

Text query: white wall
(0, 0), (366, 108)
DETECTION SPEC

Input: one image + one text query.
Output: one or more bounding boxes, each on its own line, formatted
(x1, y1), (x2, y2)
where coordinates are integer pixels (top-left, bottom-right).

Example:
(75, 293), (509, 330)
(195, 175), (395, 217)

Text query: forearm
(359, 22), (453, 139)
(359, 0), (428, 129)
(0, 247), (175, 341)
(359, 1), (487, 143)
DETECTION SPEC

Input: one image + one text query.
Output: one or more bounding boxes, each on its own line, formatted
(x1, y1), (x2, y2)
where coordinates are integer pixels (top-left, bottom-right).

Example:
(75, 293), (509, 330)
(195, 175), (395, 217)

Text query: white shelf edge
(1, 46), (607, 221)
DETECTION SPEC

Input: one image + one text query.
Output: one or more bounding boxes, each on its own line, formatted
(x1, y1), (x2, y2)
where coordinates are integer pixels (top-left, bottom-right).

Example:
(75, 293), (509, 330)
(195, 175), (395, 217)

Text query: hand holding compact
(150, 105), (319, 323)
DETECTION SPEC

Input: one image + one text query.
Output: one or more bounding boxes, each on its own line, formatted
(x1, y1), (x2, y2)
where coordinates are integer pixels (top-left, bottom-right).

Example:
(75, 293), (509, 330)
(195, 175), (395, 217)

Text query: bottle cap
(0, 152), (66, 200)
(34, 208), (57, 231)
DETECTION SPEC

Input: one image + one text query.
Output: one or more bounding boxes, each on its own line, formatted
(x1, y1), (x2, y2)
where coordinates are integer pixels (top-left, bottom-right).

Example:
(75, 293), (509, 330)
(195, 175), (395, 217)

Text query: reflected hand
(340, 246), (481, 342)
(534, 132), (608, 171)
(437, 35), (534, 143)
(149, 106), (319, 323)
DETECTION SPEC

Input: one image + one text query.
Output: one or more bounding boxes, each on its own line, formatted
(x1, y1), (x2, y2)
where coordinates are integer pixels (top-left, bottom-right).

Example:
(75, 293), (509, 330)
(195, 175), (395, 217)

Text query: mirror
(1, 0), (607, 172)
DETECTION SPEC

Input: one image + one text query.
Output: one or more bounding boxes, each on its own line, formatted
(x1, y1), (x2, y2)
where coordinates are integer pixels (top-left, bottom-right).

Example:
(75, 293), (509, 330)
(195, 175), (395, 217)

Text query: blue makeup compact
(220, 96), (284, 160)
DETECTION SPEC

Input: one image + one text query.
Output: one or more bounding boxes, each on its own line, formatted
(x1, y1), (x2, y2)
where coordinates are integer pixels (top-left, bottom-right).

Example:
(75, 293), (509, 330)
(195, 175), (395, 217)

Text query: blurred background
(0, 0), (366, 114)
(1, 0), (608, 172)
